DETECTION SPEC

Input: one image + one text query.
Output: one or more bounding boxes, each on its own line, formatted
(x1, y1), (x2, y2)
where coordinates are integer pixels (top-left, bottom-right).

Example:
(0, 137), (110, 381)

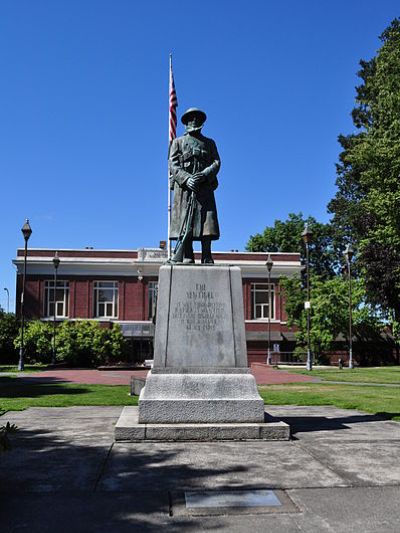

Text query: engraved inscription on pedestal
(165, 268), (235, 368)
(172, 284), (227, 333)
(153, 265), (248, 369)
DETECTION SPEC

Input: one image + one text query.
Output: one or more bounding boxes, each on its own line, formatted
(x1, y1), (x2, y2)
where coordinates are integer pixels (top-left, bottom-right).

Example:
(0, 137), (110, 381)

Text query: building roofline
(16, 247), (138, 253)
(16, 247), (300, 256)
(13, 257), (301, 266)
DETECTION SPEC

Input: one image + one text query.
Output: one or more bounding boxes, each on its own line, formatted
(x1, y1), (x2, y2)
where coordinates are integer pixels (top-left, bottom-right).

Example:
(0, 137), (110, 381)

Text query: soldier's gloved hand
(186, 177), (199, 192)
(193, 172), (206, 184)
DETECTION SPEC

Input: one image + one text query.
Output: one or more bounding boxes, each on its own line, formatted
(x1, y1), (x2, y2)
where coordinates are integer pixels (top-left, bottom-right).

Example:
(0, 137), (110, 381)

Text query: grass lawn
(0, 376), (137, 414)
(0, 364), (49, 373)
(1, 373), (399, 422)
(285, 366), (400, 384)
(259, 383), (400, 421)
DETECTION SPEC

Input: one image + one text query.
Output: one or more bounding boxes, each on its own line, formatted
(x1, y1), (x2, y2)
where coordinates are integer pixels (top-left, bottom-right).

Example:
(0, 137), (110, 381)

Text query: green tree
(328, 19), (400, 333)
(246, 212), (340, 278)
(281, 275), (384, 364)
(246, 210), (390, 362)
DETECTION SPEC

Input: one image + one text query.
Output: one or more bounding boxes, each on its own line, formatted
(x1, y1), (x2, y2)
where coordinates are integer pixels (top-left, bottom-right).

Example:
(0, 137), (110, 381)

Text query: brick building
(14, 247), (302, 365)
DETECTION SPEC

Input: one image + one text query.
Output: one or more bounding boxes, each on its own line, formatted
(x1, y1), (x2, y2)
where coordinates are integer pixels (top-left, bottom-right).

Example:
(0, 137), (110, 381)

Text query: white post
(168, 178), (172, 259)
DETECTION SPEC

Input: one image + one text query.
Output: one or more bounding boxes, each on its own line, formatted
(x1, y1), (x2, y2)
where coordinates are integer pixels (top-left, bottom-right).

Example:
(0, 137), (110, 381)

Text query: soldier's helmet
(181, 108), (207, 127)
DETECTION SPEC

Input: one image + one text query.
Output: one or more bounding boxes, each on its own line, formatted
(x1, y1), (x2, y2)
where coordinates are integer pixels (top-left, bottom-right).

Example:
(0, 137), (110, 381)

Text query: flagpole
(168, 54), (172, 259)
(168, 53), (178, 259)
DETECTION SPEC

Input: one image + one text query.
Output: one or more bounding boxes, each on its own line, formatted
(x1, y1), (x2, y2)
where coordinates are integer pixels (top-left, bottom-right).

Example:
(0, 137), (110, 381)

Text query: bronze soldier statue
(169, 108), (220, 264)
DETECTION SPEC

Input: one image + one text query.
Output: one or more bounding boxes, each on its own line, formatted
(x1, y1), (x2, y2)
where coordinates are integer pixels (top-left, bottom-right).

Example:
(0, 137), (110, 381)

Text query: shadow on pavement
(0, 375), (88, 398)
(0, 424), (249, 532)
(279, 412), (400, 435)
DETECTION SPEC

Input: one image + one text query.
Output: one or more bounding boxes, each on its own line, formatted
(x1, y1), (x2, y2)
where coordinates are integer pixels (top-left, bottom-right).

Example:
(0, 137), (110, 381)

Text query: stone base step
(115, 406), (290, 442)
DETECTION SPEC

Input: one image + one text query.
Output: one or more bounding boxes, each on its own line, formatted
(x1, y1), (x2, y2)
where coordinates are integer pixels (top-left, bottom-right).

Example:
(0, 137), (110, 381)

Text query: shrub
(12, 319), (125, 367)
(0, 422), (18, 453)
(56, 321), (124, 367)
(0, 312), (19, 364)
(14, 320), (54, 363)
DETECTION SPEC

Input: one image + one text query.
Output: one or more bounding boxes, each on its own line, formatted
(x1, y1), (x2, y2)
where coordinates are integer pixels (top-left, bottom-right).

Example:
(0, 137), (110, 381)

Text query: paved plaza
(1, 404), (399, 532)
(3, 364), (316, 386)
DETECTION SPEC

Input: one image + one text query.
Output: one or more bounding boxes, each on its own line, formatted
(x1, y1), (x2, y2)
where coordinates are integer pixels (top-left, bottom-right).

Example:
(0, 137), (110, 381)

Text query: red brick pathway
(250, 363), (316, 385)
(20, 364), (315, 386)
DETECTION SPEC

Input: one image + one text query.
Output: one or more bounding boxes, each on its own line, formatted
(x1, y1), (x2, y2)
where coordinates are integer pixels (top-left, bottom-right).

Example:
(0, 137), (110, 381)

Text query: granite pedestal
(115, 264), (289, 441)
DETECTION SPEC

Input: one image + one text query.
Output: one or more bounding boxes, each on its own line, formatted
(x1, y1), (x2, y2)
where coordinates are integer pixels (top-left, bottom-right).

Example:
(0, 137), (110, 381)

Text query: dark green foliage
(0, 312), (19, 364)
(328, 18), (400, 330)
(247, 212), (386, 363)
(247, 212), (341, 278)
(247, 212), (308, 253)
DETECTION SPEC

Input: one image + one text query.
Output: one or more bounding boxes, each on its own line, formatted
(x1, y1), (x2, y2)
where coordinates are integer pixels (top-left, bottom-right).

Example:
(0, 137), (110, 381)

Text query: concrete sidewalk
(1, 405), (399, 532)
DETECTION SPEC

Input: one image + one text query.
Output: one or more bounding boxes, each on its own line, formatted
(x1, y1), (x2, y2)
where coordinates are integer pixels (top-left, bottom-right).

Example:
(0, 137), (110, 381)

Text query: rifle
(170, 191), (196, 263)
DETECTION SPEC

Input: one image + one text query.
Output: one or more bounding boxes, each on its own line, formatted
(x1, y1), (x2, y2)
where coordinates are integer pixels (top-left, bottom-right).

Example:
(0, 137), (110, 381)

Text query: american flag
(169, 55), (178, 143)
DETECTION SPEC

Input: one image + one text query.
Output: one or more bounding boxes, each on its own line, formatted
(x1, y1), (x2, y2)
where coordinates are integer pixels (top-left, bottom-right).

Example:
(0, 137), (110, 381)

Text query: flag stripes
(169, 57), (178, 143)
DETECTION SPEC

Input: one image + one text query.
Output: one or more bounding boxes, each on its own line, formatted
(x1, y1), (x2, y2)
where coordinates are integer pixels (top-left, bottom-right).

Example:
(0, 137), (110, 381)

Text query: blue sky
(1, 0), (399, 310)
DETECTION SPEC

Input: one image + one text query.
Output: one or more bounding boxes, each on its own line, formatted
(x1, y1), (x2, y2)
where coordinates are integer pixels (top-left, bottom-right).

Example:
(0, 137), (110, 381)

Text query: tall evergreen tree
(328, 19), (400, 326)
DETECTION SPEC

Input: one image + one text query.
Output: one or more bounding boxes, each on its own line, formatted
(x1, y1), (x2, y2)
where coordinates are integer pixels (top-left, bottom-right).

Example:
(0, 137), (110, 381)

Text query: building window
(251, 283), (275, 320)
(148, 281), (158, 320)
(44, 280), (69, 318)
(93, 281), (118, 318)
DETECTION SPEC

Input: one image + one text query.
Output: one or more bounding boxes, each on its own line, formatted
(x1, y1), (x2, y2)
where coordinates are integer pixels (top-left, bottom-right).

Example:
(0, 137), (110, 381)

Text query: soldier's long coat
(169, 132), (220, 241)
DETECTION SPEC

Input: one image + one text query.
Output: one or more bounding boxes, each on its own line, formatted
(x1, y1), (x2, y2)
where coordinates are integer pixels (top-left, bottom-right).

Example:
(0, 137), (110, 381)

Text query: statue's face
(185, 114), (204, 132)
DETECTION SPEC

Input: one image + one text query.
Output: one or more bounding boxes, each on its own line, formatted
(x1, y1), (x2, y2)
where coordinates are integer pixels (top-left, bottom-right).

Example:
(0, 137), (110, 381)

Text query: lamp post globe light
(343, 244), (354, 369)
(18, 219), (32, 372)
(52, 251), (60, 366)
(266, 254), (273, 365)
(301, 223), (313, 371)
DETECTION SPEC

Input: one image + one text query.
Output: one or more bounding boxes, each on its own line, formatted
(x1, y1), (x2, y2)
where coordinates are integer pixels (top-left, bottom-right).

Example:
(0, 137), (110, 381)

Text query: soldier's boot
(201, 239), (214, 264)
(183, 240), (195, 264)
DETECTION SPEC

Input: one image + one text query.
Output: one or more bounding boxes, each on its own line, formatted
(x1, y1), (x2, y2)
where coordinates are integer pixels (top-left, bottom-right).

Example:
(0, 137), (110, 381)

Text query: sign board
(137, 248), (168, 262)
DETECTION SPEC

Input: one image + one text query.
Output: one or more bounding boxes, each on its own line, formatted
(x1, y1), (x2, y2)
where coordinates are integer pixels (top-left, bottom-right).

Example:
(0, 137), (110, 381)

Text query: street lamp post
(18, 219), (32, 371)
(302, 223), (313, 371)
(3, 288), (9, 313)
(266, 254), (273, 365)
(344, 244), (354, 369)
(52, 252), (60, 365)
